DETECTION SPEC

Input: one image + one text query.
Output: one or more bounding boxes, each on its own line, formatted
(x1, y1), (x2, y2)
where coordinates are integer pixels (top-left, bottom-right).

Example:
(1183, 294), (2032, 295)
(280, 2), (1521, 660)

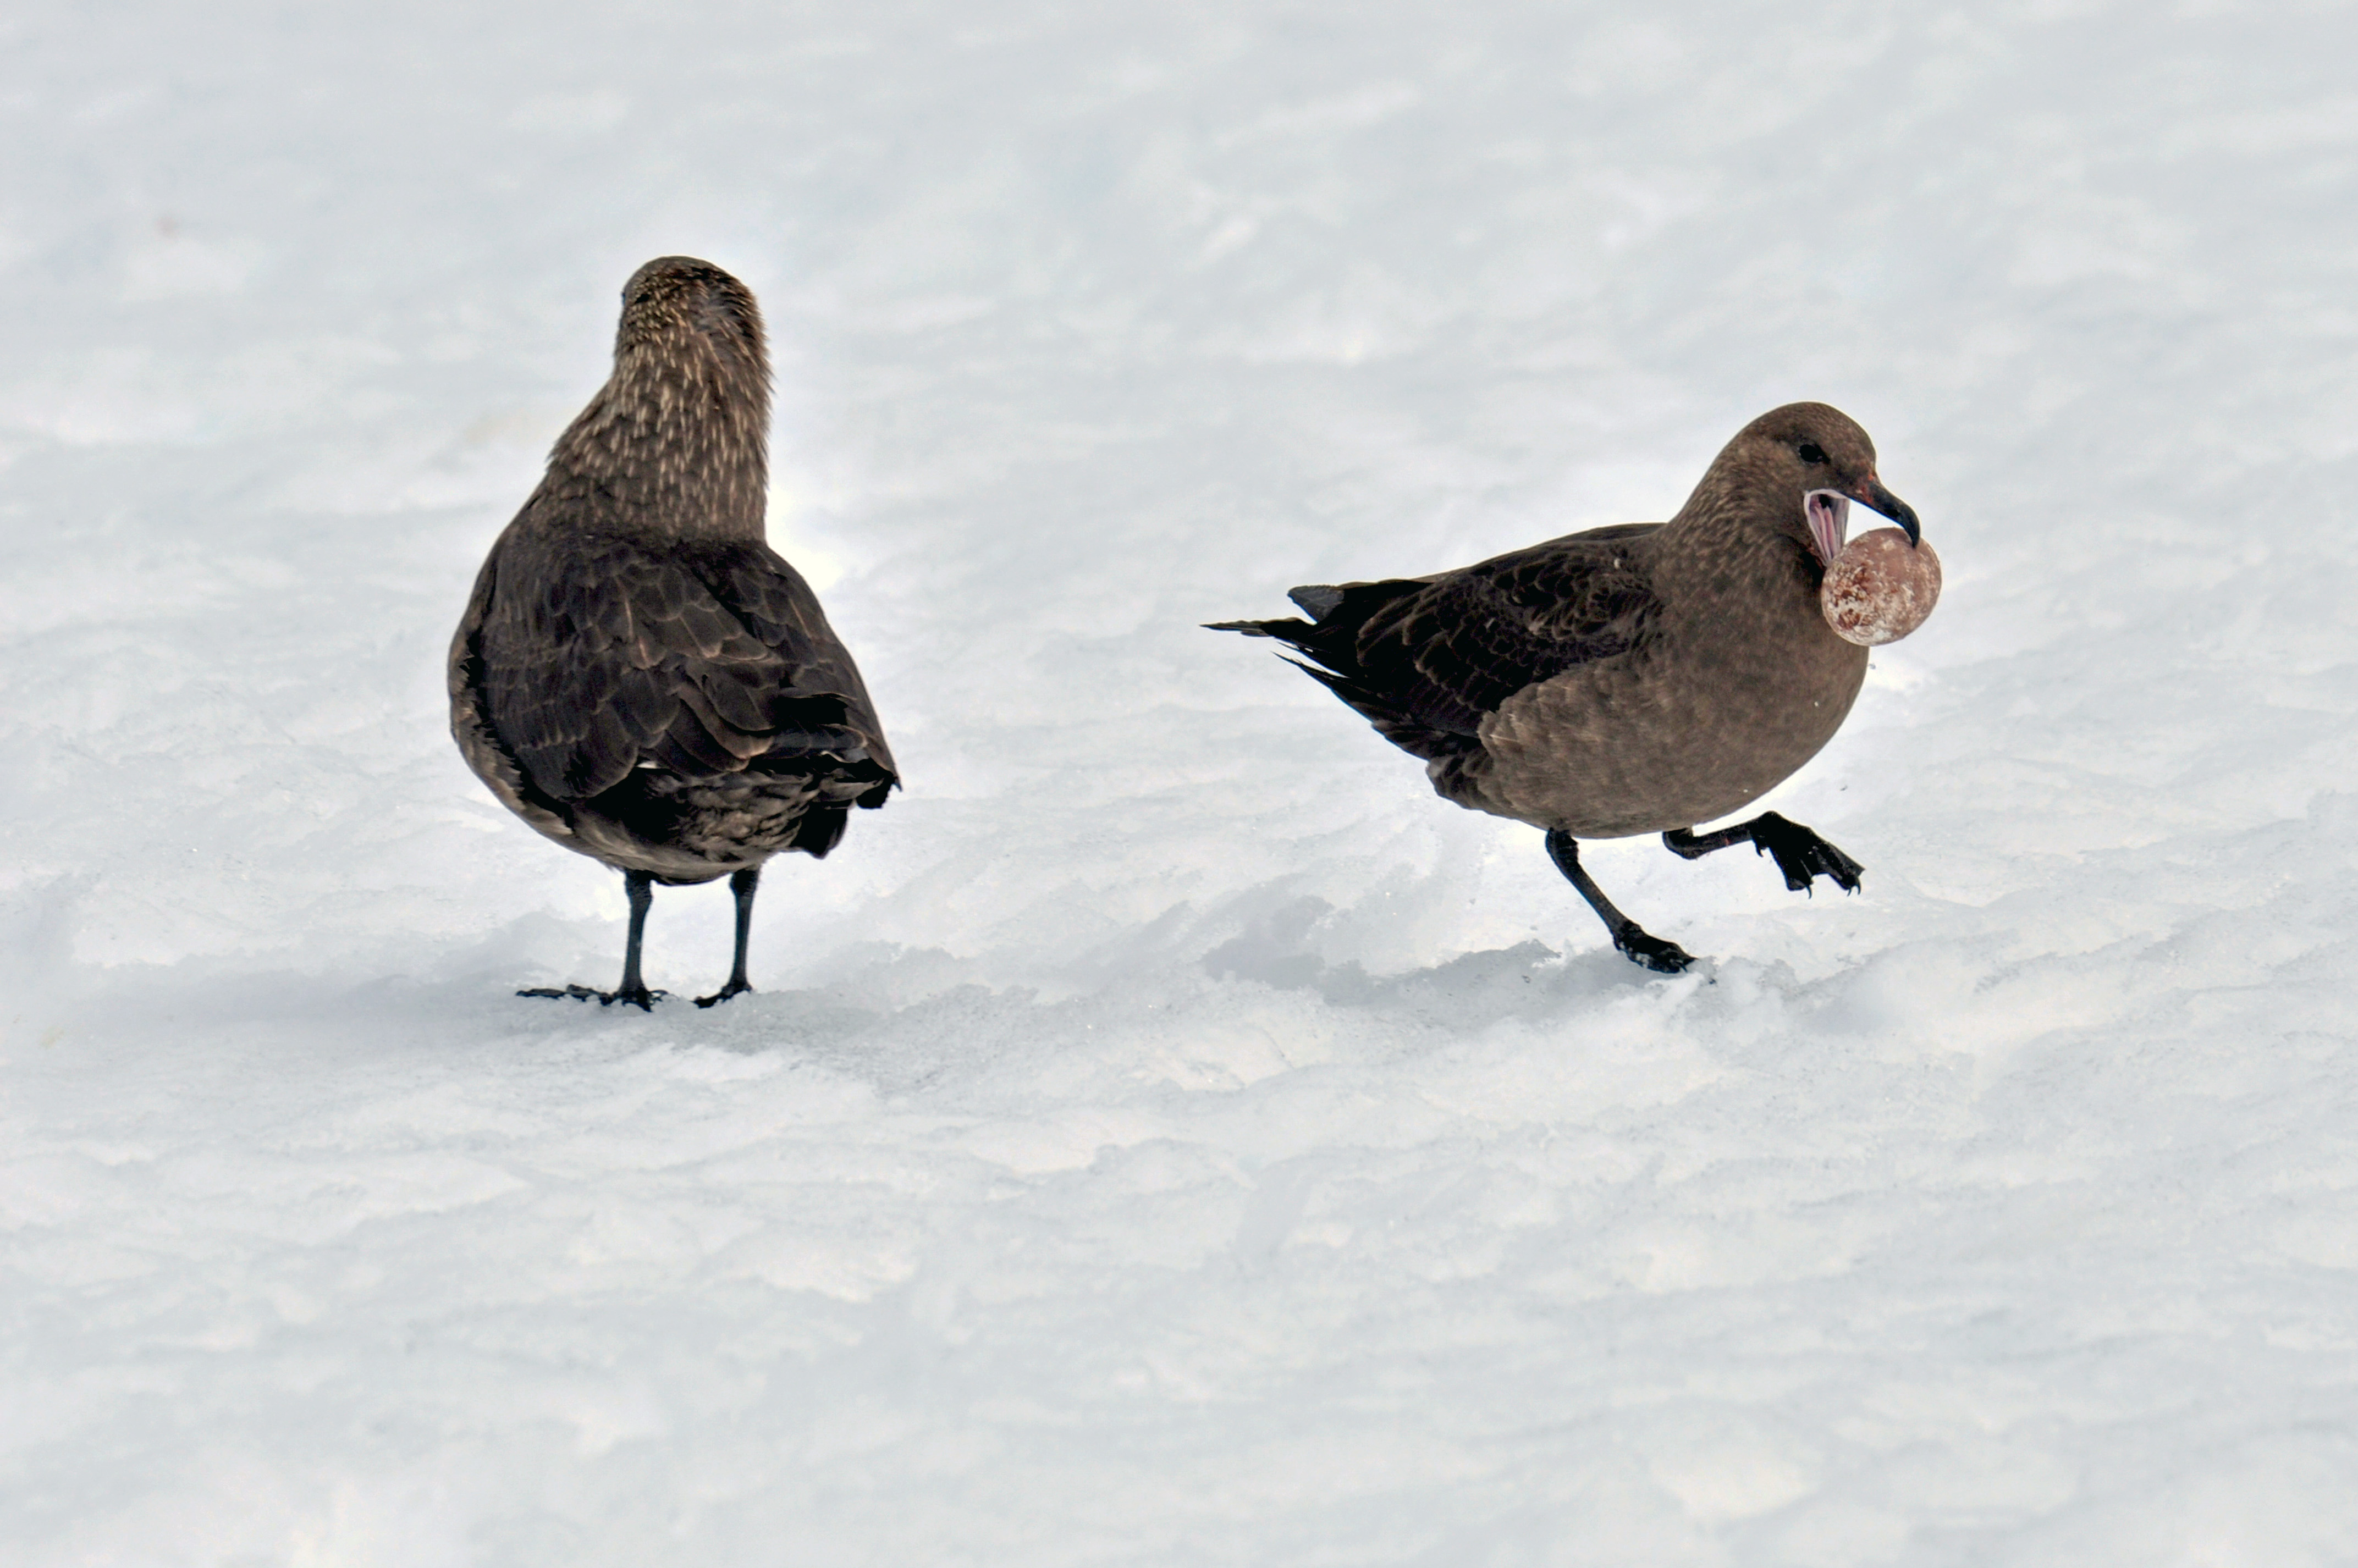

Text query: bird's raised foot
(1750, 814), (1865, 896)
(693, 979), (753, 1009)
(1612, 923), (1697, 975)
(517, 984), (669, 1012)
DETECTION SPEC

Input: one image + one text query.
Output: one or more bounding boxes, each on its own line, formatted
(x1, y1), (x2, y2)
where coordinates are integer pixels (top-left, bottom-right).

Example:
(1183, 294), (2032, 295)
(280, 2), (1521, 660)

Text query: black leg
(1545, 829), (1695, 974)
(1662, 811), (1863, 895)
(610, 869), (660, 1009)
(695, 866), (761, 1009)
(519, 868), (668, 1011)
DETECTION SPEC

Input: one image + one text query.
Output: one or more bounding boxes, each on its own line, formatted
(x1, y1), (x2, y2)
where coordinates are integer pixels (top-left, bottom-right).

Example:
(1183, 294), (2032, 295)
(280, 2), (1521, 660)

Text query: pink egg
(1821, 528), (1941, 646)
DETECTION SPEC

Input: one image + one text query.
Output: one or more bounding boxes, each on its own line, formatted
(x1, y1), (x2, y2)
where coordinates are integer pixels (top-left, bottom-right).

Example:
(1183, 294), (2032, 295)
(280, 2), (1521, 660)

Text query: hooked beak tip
(1858, 477), (1922, 546)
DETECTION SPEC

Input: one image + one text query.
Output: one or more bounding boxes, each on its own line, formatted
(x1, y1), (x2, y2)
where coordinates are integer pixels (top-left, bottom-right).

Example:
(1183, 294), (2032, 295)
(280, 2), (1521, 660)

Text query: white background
(5, 2), (2358, 1562)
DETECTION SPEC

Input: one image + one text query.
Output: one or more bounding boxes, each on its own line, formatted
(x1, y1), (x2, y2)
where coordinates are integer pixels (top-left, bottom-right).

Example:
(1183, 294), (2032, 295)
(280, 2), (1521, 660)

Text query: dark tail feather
(1288, 584), (1345, 619)
(1277, 654), (1369, 702)
(1275, 657), (1473, 760)
(1208, 579), (1419, 665)
(789, 803), (850, 858)
(1209, 577), (1472, 760)
(1203, 583), (1350, 642)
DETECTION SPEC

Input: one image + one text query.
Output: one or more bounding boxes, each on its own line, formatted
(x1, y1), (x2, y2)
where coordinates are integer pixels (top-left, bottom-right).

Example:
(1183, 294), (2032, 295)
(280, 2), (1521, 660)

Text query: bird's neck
(1660, 471), (1817, 592)
(1655, 475), (1860, 688)
(544, 340), (770, 541)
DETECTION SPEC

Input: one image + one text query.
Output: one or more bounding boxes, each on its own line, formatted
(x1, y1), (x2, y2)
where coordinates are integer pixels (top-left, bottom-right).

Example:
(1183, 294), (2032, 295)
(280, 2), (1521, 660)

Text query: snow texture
(6, 1), (2358, 1563)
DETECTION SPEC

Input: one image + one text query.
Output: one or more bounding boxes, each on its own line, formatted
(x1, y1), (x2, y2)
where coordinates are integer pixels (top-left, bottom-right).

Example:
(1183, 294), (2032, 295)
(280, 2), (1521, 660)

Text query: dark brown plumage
(450, 257), (895, 1008)
(1211, 402), (1922, 973)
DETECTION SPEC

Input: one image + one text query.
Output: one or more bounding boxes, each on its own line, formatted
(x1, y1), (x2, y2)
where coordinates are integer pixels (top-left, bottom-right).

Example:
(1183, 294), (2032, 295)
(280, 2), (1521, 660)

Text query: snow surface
(7, 1), (2358, 1562)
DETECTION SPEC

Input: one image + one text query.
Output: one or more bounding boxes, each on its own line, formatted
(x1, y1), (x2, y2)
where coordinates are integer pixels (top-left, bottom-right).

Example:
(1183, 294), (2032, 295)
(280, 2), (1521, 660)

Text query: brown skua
(450, 257), (895, 1008)
(1210, 402), (1923, 973)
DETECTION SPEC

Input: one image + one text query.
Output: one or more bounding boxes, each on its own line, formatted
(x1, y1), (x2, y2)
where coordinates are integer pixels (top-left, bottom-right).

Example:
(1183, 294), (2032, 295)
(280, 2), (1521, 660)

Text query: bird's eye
(1797, 441), (1828, 465)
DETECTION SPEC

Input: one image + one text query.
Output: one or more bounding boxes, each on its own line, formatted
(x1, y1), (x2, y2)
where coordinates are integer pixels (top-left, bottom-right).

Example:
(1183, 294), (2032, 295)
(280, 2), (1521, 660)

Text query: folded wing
(476, 532), (896, 821)
(1209, 523), (1663, 760)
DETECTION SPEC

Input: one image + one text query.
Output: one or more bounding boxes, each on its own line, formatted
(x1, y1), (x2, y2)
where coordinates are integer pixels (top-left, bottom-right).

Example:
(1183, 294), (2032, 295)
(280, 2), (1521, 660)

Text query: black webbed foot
(1612, 923), (1696, 974)
(518, 984), (669, 1011)
(693, 979), (753, 1009)
(1748, 814), (1864, 896)
(1664, 812), (1864, 896)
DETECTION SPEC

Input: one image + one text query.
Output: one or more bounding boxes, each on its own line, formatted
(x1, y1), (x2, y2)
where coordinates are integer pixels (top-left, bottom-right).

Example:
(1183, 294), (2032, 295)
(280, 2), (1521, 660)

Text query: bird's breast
(1455, 593), (1868, 837)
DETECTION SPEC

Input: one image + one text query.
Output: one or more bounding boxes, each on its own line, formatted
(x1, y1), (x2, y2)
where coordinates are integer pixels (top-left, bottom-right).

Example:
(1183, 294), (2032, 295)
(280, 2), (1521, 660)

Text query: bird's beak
(1850, 474), (1922, 546)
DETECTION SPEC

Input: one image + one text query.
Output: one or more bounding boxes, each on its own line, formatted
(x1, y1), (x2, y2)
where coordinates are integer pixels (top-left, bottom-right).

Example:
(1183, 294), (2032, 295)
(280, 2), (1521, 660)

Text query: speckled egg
(1821, 528), (1942, 647)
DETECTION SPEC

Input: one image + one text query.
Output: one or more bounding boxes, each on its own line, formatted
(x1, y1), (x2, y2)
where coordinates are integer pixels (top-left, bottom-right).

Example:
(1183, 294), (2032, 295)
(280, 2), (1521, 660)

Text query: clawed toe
(1751, 815), (1865, 895)
(693, 979), (753, 1009)
(519, 984), (605, 1003)
(517, 984), (668, 1011)
(1613, 924), (1697, 974)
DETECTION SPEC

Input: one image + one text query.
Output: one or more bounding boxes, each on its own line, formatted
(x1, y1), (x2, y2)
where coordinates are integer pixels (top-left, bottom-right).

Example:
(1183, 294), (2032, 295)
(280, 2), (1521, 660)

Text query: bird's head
(1725, 402), (1920, 566)
(615, 255), (768, 382)
(548, 255), (771, 537)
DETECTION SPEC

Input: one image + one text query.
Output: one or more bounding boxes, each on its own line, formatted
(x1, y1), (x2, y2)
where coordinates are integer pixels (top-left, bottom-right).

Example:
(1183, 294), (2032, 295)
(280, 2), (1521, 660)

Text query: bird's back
(451, 506), (894, 884)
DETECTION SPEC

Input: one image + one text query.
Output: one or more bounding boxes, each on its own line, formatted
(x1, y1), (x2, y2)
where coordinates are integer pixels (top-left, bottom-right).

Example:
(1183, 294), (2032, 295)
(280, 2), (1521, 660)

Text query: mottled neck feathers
(544, 260), (772, 542)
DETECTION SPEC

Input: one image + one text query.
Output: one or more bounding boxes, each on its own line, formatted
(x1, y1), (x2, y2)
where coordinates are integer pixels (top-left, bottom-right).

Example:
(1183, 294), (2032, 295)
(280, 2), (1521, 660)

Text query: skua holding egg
(1211, 402), (1935, 973)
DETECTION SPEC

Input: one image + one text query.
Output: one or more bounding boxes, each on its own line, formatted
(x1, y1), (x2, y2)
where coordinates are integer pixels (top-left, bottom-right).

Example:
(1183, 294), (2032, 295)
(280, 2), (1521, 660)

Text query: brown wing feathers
(1211, 526), (1665, 760)
(480, 532), (890, 811)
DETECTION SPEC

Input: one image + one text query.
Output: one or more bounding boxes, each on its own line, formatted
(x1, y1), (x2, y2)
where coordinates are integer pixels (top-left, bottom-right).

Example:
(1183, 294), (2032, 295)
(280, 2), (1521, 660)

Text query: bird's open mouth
(1804, 488), (1850, 565)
